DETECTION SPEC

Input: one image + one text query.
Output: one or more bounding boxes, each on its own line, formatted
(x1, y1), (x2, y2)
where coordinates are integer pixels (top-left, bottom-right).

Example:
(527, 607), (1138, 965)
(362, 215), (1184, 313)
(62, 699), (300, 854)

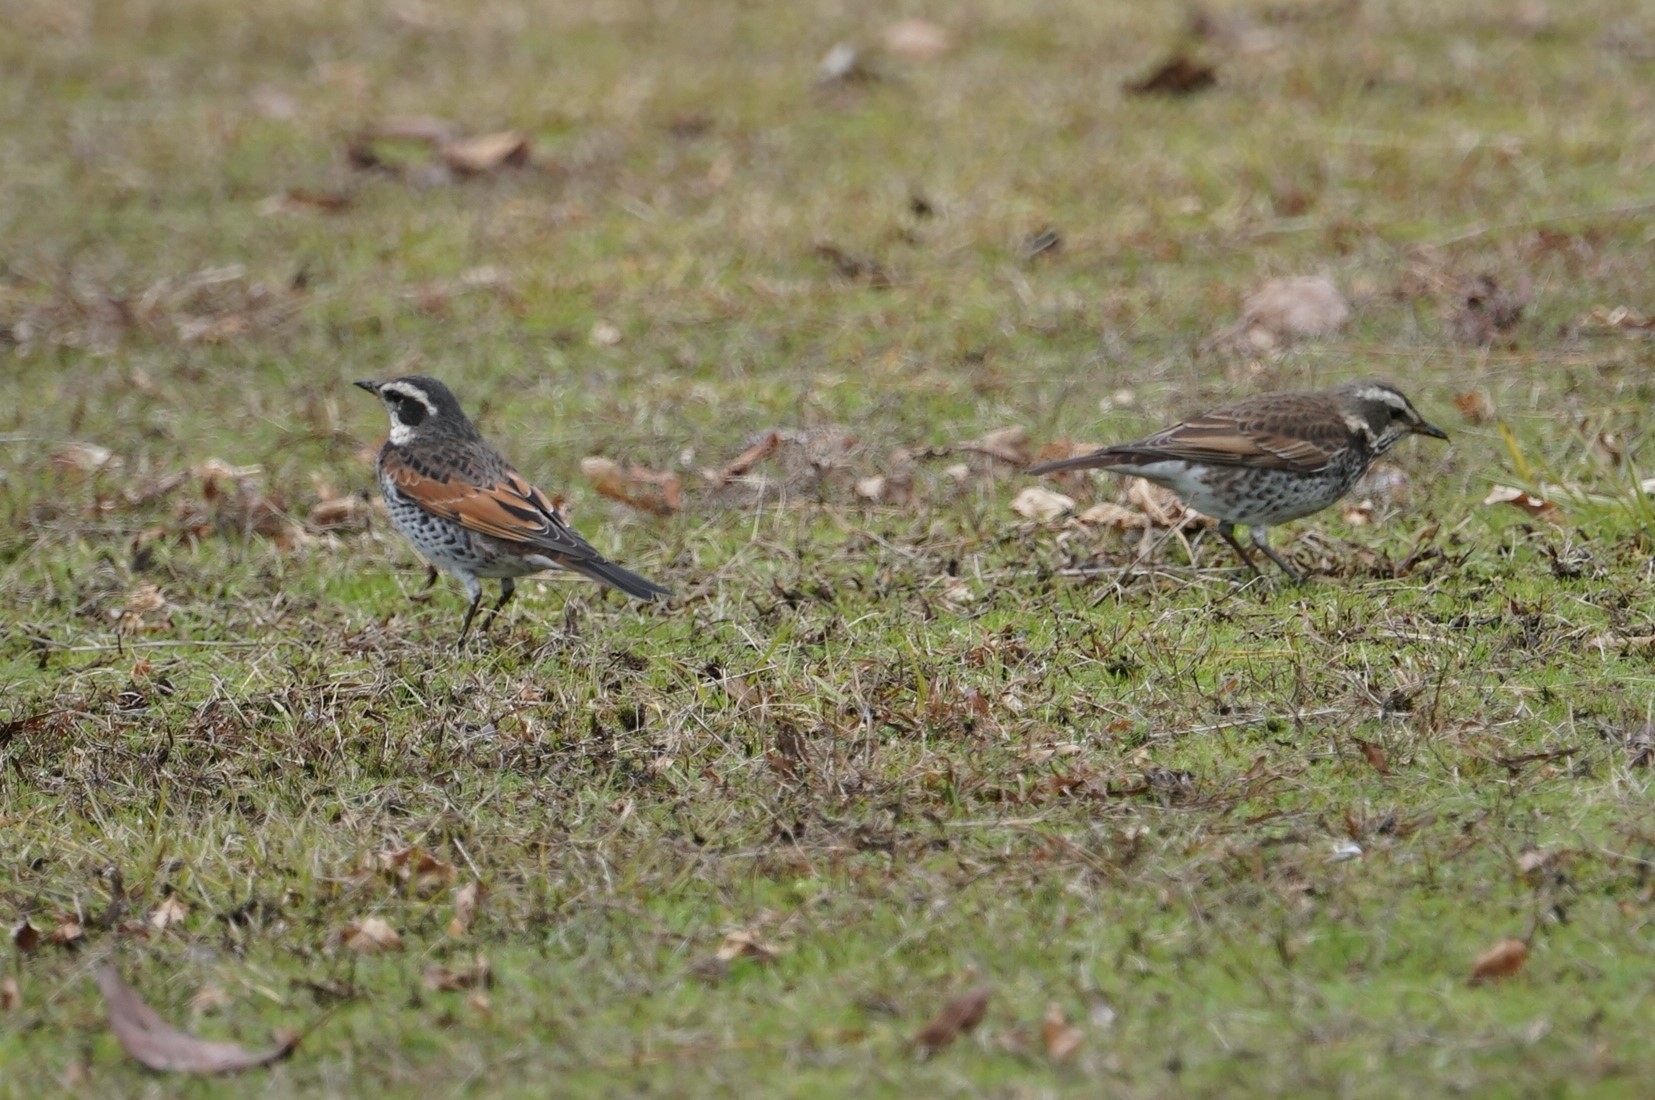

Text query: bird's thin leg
(483, 578), (516, 633)
(1249, 526), (1305, 584)
(1216, 524), (1265, 578)
(455, 575), (485, 648)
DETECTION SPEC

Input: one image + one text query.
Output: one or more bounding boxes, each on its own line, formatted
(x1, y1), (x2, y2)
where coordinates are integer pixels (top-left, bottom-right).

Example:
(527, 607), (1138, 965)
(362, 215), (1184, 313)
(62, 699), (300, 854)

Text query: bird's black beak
(1415, 421), (1449, 441)
(354, 379), (382, 396)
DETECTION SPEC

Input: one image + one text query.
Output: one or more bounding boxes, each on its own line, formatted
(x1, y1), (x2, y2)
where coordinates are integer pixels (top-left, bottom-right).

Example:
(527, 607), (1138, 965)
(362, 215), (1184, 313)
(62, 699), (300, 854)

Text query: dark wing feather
(1030, 391), (1345, 475)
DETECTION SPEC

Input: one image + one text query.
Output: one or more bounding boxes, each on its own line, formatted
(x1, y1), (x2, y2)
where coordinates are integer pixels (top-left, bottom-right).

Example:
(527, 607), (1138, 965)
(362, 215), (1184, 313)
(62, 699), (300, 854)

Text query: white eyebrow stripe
(380, 383), (437, 417)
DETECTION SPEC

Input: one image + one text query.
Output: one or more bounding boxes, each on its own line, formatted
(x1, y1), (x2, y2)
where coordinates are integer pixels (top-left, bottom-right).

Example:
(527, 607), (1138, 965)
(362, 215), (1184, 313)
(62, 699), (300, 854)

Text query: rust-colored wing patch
(386, 454), (597, 557)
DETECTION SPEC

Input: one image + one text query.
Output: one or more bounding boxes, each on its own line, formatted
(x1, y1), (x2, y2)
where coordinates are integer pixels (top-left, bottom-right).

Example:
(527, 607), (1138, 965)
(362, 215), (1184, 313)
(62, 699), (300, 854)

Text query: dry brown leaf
(1450, 274), (1525, 346)
(340, 916), (402, 954)
(912, 986), (991, 1057)
(1469, 938), (1529, 985)
(815, 243), (894, 287)
(149, 894), (189, 932)
(580, 457), (682, 516)
(1353, 738), (1390, 775)
(961, 426), (1030, 466)
(710, 431), (782, 485)
(1, 976), (19, 1013)
(817, 42), (873, 85)
(1126, 479), (1193, 527)
(881, 19), (952, 61)
(376, 847), (456, 896)
(51, 915), (84, 949)
(51, 442), (121, 476)
(1125, 54), (1216, 95)
(1483, 485), (1564, 525)
(715, 929), (780, 964)
(1077, 502), (1146, 530)
(96, 966), (299, 1074)
(1453, 391), (1496, 425)
(13, 918), (40, 954)
(423, 955), (492, 992)
(1341, 501), (1374, 526)
(1041, 1002), (1084, 1064)
(854, 475), (888, 502)
(1012, 486), (1075, 522)
(1238, 275), (1350, 345)
(448, 880), (485, 937)
(440, 131), (530, 174)
(1515, 848), (1551, 875)
(1350, 463), (1410, 505)
(307, 496), (371, 531)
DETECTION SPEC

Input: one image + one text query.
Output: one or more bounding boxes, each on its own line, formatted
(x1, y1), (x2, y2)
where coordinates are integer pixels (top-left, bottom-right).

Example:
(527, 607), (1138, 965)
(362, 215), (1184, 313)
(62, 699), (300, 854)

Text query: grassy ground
(4, 0), (1655, 1095)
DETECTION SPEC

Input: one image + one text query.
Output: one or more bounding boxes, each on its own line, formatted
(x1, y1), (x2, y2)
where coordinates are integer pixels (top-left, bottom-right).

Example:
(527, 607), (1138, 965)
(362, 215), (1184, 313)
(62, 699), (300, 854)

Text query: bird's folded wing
(1129, 414), (1337, 473)
(386, 459), (601, 559)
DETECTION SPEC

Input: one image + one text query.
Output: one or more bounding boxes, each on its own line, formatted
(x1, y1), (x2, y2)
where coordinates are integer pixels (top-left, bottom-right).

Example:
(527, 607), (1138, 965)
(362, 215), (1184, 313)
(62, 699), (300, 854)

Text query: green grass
(5, 0), (1655, 1095)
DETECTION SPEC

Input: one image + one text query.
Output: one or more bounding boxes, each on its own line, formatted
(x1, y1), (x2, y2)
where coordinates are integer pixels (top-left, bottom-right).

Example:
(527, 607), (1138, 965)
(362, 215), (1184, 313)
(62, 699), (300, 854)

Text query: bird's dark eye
(391, 395), (427, 427)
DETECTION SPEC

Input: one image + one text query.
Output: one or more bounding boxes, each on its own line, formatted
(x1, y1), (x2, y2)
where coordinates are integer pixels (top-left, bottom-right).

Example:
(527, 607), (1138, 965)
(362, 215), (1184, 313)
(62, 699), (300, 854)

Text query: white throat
(389, 422), (415, 445)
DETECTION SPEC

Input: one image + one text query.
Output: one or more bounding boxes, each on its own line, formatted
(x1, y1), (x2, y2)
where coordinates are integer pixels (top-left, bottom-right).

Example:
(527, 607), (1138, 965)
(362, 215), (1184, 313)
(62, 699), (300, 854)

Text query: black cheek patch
(393, 397), (428, 427)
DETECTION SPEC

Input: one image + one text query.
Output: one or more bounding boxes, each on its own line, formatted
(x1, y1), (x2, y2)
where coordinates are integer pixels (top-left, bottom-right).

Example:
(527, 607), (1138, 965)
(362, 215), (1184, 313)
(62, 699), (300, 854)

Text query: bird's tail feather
(1027, 449), (1128, 476)
(568, 557), (673, 601)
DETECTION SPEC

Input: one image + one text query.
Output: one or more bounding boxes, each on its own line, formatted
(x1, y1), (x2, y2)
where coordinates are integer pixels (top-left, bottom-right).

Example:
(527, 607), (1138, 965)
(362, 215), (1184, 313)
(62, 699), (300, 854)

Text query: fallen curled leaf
(96, 966), (299, 1074)
(1353, 738), (1390, 775)
(815, 243), (894, 287)
(376, 847), (456, 896)
(423, 955), (492, 992)
(1125, 54), (1215, 95)
(881, 19), (952, 61)
(1450, 274), (1526, 346)
(439, 131), (530, 174)
(715, 929), (780, 964)
(340, 916), (402, 954)
(448, 880), (485, 937)
(960, 426), (1030, 466)
(580, 457), (682, 515)
(709, 431), (782, 486)
(1515, 848), (1551, 875)
(51, 915), (84, 949)
(817, 42), (873, 85)
(1041, 1002), (1084, 1064)
(1469, 938), (1529, 985)
(854, 475), (888, 502)
(13, 918), (40, 954)
(912, 986), (991, 1057)
(149, 893), (189, 932)
(1, 976), (18, 1012)
(51, 442), (121, 476)
(1453, 391), (1496, 424)
(1011, 486), (1076, 522)
(307, 496), (371, 531)
(1483, 485), (1564, 524)
(1237, 275), (1350, 346)
(1077, 501), (1146, 530)
(1126, 479), (1194, 527)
